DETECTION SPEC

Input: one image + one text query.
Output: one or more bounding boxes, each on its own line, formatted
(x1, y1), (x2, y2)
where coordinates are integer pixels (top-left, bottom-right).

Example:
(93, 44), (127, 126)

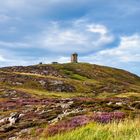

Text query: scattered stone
(116, 102), (123, 106)
(9, 113), (20, 126)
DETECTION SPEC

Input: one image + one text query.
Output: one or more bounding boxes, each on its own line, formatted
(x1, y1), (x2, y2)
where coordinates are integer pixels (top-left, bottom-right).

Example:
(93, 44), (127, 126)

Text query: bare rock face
(38, 79), (75, 92)
(47, 83), (75, 92)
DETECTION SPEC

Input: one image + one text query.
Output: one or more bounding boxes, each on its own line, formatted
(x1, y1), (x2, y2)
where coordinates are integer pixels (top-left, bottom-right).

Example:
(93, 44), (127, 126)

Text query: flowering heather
(46, 115), (90, 136)
(45, 112), (125, 136)
(46, 119), (140, 140)
(93, 112), (125, 123)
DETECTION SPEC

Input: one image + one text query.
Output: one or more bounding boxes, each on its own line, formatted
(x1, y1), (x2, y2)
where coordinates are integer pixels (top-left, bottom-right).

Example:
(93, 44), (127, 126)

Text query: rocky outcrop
(0, 65), (64, 77)
(0, 71), (75, 92)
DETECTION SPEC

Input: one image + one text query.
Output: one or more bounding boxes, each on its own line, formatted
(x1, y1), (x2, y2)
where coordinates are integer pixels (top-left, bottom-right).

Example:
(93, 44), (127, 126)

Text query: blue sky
(0, 0), (140, 75)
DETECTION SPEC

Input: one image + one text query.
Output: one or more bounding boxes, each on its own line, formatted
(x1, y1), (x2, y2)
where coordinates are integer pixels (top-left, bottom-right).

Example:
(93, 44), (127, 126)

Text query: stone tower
(71, 53), (78, 63)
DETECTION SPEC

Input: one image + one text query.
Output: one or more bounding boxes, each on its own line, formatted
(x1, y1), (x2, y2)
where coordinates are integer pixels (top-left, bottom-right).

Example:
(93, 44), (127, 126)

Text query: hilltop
(1, 63), (140, 95)
(0, 63), (140, 139)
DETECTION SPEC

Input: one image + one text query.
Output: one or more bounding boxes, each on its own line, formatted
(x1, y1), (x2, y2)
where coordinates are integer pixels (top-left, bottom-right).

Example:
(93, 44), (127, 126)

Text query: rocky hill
(0, 63), (140, 139)
(0, 63), (140, 94)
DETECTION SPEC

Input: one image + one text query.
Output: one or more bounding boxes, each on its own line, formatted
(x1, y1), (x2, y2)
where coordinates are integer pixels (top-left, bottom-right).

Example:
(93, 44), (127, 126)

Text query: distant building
(71, 53), (78, 63)
(52, 62), (58, 64)
(39, 62), (43, 65)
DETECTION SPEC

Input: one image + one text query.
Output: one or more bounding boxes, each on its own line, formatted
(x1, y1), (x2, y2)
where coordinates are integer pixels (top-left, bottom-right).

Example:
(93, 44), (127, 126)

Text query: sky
(0, 0), (140, 75)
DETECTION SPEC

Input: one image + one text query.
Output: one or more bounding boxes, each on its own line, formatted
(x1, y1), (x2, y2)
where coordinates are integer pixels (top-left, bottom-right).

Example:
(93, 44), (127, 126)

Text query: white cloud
(57, 56), (70, 63)
(0, 55), (5, 61)
(87, 24), (108, 35)
(0, 20), (114, 54)
(0, 41), (30, 48)
(36, 21), (114, 54)
(74, 34), (140, 74)
(96, 34), (140, 63)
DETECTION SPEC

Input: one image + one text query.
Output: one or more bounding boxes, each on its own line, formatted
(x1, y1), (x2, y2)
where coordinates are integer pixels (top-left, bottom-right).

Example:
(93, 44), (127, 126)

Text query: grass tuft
(41, 119), (140, 140)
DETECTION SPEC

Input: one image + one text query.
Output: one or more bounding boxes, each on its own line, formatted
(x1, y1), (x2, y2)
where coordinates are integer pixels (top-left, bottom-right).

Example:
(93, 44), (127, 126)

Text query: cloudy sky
(0, 0), (140, 75)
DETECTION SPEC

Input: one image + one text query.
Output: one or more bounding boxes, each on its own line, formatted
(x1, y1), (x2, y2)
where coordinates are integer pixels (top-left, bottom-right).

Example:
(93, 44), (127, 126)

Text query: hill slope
(1, 63), (140, 139)
(1, 63), (140, 94)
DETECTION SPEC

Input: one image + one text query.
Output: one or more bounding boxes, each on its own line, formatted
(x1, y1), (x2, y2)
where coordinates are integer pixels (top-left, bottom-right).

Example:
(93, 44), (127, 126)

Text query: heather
(41, 112), (125, 138)
(44, 119), (140, 140)
(1, 63), (140, 139)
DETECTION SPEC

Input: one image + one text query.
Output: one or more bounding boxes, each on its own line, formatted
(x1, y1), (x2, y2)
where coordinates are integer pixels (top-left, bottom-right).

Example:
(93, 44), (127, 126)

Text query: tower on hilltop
(71, 53), (78, 63)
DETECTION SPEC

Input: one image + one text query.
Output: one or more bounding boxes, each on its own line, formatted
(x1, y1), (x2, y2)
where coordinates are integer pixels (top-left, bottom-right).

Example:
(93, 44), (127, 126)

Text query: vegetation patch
(45, 119), (140, 140)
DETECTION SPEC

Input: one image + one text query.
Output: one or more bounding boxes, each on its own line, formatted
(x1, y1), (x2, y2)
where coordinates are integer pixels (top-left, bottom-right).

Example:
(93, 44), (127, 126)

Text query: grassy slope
(43, 119), (140, 140)
(1, 63), (140, 140)
(1, 63), (140, 96)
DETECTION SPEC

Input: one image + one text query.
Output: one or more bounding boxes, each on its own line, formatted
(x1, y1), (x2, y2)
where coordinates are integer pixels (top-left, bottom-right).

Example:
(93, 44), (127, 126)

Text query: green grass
(94, 91), (140, 98)
(12, 87), (94, 98)
(41, 119), (140, 140)
(116, 92), (140, 98)
(62, 69), (88, 81)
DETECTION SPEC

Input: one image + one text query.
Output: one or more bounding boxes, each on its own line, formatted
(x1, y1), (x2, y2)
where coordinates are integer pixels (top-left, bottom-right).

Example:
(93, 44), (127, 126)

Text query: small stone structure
(52, 62), (58, 64)
(71, 53), (78, 63)
(39, 62), (43, 65)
